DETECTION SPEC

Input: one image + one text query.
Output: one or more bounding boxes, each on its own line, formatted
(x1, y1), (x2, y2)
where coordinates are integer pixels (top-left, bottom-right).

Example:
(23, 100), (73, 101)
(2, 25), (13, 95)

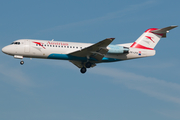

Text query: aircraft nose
(2, 46), (8, 54)
(2, 47), (5, 53)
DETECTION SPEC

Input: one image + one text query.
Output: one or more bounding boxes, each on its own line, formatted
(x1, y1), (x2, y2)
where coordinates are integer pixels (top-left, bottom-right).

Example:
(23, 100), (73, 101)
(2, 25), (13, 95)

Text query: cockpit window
(11, 42), (20, 45)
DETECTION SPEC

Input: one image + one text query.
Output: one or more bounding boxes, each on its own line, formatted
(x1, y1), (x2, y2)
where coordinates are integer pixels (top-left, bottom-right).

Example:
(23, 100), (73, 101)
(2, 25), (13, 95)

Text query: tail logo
(145, 36), (155, 43)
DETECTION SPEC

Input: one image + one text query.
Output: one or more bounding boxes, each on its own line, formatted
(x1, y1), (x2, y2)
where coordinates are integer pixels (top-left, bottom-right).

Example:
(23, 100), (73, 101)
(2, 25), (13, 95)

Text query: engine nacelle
(107, 45), (129, 54)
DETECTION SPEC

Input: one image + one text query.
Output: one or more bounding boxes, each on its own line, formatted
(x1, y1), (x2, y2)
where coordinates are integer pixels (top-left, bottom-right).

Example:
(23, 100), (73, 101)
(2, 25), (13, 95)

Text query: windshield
(11, 42), (20, 45)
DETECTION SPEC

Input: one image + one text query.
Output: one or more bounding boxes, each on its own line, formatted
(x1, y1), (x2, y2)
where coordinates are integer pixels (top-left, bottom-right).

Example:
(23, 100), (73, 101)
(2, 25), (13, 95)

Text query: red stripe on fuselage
(130, 42), (154, 50)
(33, 41), (46, 49)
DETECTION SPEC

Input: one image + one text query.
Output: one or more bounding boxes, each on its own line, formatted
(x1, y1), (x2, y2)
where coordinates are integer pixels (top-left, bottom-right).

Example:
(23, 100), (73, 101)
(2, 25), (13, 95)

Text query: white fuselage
(2, 39), (155, 63)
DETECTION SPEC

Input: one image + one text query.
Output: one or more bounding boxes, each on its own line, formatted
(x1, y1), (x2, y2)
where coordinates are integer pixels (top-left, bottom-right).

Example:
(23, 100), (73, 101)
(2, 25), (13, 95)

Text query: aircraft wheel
(80, 67), (87, 74)
(85, 62), (92, 68)
(20, 61), (24, 65)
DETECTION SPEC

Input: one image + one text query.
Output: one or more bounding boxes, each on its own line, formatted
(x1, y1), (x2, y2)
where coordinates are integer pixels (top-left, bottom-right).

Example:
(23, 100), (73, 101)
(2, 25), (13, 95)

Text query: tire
(20, 61), (24, 65)
(85, 62), (92, 68)
(80, 67), (87, 74)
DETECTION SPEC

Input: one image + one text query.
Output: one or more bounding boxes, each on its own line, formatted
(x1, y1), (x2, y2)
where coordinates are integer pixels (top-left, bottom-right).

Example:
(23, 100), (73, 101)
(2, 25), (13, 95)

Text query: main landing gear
(85, 62), (92, 68)
(80, 67), (86, 74)
(80, 62), (92, 74)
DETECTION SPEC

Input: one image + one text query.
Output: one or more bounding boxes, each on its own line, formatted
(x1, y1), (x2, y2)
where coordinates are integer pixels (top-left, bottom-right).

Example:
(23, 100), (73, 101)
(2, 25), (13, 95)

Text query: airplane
(2, 25), (177, 74)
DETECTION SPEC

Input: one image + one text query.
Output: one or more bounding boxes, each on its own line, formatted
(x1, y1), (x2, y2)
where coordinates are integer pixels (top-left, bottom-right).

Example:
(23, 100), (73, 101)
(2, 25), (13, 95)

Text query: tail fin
(130, 25), (178, 50)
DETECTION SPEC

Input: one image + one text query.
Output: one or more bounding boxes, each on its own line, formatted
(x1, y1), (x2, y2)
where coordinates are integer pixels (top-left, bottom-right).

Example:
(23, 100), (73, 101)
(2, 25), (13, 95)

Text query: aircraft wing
(69, 38), (115, 61)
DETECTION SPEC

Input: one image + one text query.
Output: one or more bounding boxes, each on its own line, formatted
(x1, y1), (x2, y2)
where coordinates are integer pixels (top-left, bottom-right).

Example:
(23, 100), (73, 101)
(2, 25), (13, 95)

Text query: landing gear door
(24, 40), (30, 53)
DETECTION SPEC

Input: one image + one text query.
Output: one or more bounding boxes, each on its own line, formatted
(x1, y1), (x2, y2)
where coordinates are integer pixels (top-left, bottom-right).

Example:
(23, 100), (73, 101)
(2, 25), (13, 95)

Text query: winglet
(108, 38), (115, 41)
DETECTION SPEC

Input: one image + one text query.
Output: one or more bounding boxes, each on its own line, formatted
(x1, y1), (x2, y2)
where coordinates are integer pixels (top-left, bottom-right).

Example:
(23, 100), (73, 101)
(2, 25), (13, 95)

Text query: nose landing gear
(20, 60), (24, 65)
(14, 55), (24, 65)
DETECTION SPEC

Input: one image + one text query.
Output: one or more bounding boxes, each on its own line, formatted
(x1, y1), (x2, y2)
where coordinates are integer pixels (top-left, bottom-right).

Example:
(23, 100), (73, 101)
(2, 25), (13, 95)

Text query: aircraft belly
(104, 53), (127, 60)
(47, 53), (96, 61)
(47, 53), (122, 63)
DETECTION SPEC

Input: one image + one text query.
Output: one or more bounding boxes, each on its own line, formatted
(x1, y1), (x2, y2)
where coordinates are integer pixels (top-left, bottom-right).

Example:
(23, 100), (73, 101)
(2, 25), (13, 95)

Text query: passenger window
(61, 46), (63, 48)
(64, 46), (66, 48)
(67, 46), (69, 48)
(70, 46), (72, 48)
(36, 44), (38, 46)
(50, 45), (52, 47)
(76, 47), (78, 49)
(73, 46), (75, 48)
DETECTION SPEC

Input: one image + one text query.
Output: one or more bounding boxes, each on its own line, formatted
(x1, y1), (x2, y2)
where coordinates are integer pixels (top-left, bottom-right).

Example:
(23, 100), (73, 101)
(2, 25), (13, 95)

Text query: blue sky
(0, 0), (180, 120)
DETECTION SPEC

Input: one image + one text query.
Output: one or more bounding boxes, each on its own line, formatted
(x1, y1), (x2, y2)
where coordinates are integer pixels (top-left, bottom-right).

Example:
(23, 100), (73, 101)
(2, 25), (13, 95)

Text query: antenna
(52, 39), (54, 41)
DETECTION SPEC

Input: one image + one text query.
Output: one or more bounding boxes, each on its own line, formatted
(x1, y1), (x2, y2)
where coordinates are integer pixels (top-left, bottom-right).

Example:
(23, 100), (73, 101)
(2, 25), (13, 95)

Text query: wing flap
(97, 47), (109, 54)
(91, 52), (104, 61)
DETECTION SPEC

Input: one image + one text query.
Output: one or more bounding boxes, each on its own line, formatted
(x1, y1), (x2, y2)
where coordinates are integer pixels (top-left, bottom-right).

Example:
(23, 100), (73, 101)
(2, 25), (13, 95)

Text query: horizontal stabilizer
(151, 25), (178, 38)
